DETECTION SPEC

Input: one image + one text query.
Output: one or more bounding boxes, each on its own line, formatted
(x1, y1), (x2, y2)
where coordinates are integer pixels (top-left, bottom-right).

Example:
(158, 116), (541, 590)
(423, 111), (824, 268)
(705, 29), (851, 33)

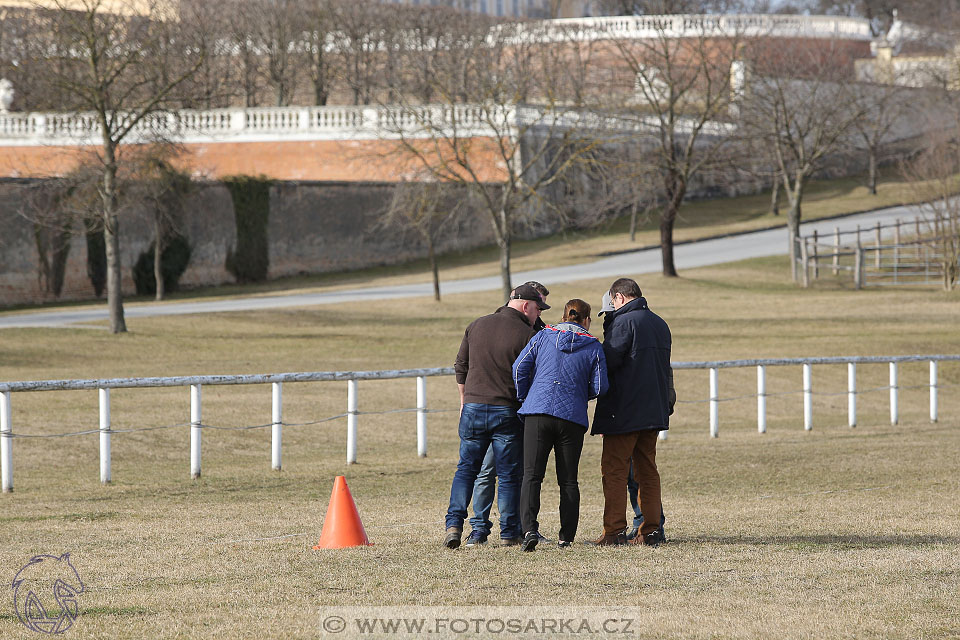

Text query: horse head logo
(12, 553), (84, 634)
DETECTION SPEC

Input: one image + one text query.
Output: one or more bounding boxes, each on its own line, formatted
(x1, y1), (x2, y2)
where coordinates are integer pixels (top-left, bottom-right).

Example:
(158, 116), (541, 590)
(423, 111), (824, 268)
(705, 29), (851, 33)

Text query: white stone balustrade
(0, 103), (527, 147)
(548, 13), (873, 41)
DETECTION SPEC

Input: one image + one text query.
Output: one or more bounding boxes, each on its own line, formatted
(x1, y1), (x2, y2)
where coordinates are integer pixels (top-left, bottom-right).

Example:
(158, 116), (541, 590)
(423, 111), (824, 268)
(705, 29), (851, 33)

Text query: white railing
(547, 14), (873, 42)
(0, 354), (956, 493)
(0, 104), (516, 146)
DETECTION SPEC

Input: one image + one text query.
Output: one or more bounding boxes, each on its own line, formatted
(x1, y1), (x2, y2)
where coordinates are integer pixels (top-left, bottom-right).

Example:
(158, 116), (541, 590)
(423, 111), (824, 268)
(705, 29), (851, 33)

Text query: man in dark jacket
(443, 284), (549, 549)
(591, 278), (675, 547)
(467, 282), (550, 547)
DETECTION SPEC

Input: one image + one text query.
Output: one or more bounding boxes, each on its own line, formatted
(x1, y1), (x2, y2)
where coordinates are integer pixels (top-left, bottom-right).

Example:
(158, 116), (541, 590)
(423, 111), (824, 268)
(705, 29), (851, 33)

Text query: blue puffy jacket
(512, 322), (609, 429)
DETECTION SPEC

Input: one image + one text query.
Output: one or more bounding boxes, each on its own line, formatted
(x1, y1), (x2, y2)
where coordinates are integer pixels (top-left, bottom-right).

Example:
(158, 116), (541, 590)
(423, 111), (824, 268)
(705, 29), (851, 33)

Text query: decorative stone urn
(0, 79), (13, 114)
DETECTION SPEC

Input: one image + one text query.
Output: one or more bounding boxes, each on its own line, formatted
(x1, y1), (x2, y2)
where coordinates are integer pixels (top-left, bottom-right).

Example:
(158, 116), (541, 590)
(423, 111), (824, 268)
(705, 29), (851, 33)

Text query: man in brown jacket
(443, 284), (548, 549)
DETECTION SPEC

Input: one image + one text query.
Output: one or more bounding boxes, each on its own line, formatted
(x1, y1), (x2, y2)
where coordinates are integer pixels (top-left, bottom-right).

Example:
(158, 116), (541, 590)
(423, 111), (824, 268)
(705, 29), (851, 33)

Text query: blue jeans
(628, 459), (666, 530)
(445, 404), (523, 539)
(469, 444), (496, 535)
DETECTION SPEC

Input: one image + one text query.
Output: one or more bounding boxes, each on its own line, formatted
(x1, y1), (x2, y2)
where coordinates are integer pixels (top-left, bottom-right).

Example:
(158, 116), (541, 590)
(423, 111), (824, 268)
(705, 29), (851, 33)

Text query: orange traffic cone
(313, 476), (372, 549)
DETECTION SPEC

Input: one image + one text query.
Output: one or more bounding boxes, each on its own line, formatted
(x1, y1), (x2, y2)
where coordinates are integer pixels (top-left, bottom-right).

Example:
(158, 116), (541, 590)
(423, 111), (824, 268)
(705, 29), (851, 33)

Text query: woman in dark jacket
(512, 299), (608, 551)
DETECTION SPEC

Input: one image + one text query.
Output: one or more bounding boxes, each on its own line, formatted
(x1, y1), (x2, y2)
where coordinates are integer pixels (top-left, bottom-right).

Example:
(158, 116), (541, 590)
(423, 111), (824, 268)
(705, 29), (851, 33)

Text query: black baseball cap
(510, 283), (551, 310)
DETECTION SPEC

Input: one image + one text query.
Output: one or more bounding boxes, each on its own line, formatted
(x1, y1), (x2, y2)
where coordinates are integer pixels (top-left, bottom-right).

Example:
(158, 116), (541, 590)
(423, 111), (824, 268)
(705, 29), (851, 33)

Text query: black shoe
(465, 531), (488, 547)
(625, 526), (640, 541)
(443, 527), (462, 549)
(642, 528), (666, 547)
(521, 531), (539, 552)
(535, 532), (552, 545)
(557, 540), (572, 548)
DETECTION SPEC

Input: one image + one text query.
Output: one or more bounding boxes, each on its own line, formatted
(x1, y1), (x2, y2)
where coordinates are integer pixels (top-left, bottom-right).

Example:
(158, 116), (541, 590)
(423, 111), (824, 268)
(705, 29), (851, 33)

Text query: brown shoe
(443, 527), (462, 549)
(591, 532), (627, 547)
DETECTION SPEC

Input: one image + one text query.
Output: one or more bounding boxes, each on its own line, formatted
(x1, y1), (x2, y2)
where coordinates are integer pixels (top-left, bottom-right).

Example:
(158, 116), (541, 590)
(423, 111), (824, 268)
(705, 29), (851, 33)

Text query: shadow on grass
(683, 534), (959, 549)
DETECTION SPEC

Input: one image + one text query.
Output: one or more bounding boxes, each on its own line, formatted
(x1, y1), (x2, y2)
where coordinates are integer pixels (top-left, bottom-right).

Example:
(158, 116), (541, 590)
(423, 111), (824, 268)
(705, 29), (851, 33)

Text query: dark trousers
(520, 414), (585, 543)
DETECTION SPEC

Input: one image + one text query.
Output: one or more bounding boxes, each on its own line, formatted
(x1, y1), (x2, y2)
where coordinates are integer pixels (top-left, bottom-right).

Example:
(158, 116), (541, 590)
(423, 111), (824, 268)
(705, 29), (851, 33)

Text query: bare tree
(43, 0), (206, 332)
(331, 0), (382, 106)
(381, 175), (465, 301)
(125, 146), (193, 301)
(848, 81), (913, 194)
(253, 0), (302, 106)
(223, 0), (264, 107)
(595, 0), (744, 16)
(601, 22), (741, 276)
(20, 178), (75, 298)
(381, 19), (604, 300)
(303, 0), (337, 105)
(738, 39), (866, 281)
(902, 130), (960, 291)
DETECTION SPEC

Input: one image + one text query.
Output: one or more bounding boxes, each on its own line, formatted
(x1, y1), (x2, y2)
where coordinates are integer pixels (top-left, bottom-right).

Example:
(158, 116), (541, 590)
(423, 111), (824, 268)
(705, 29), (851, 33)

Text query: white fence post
(889, 362), (898, 425)
(930, 360), (938, 423)
(99, 388), (111, 484)
(848, 362), (857, 428)
(709, 368), (719, 438)
(757, 365), (766, 434)
(191, 384), (202, 479)
(272, 382), (282, 471)
(347, 379), (358, 464)
(803, 364), (813, 431)
(1, 391), (11, 493)
(416, 376), (428, 457)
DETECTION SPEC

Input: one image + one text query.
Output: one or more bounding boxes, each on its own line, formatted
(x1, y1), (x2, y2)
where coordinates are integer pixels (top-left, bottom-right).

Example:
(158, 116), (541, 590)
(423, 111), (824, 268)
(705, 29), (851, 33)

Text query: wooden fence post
(848, 362), (857, 428)
(915, 218), (921, 261)
(833, 226), (840, 275)
(709, 368), (719, 438)
(99, 388), (111, 484)
(889, 362), (899, 426)
(417, 376), (428, 457)
(812, 229), (819, 279)
(191, 384), (202, 479)
(894, 219), (901, 283)
(757, 365), (766, 434)
(347, 379), (358, 464)
(875, 221), (882, 268)
(930, 360), (938, 423)
(1, 391), (11, 493)
(801, 239), (810, 288)
(272, 382), (282, 471)
(854, 246), (864, 290)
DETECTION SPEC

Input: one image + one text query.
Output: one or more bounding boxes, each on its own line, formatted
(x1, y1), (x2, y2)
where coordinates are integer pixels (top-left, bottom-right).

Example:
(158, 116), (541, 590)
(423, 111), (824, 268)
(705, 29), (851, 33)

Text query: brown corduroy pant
(600, 430), (662, 537)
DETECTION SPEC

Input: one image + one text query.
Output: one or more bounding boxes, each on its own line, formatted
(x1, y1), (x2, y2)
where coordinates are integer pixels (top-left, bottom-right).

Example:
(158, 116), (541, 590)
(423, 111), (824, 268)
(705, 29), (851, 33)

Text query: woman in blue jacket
(512, 299), (608, 551)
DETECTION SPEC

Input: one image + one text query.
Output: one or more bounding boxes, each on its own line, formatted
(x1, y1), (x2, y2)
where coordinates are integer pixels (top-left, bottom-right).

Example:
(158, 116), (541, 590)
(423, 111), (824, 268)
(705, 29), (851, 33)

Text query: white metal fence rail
(1, 355), (957, 493)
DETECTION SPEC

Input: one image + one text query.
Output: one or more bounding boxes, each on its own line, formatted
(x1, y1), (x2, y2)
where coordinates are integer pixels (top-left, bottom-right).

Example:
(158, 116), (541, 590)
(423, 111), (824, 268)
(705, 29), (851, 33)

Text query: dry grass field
(1, 251), (958, 639)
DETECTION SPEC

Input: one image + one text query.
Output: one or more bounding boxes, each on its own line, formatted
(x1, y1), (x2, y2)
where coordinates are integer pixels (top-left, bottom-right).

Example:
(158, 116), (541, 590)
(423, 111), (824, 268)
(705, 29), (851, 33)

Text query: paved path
(0, 203), (922, 329)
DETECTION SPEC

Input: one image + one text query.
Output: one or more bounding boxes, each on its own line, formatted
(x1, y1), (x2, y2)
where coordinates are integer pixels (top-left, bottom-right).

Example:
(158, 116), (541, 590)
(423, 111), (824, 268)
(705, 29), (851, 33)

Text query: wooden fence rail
(1, 355), (958, 492)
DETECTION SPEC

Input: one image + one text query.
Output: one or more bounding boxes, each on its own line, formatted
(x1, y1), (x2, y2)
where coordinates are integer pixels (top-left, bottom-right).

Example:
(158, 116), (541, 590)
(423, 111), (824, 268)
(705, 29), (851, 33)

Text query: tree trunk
(154, 212), (165, 301)
(101, 151), (127, 333)
(867, 147), (878, 195)
(427, 234), (440, 302)
(629, 200), (638, 242)
(770, 173), (780, 216)
(660, 174), (683, 277)
(499, 236), (512, 303)
(787, 180), (804, 283)
(660, 203), (678, 277)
